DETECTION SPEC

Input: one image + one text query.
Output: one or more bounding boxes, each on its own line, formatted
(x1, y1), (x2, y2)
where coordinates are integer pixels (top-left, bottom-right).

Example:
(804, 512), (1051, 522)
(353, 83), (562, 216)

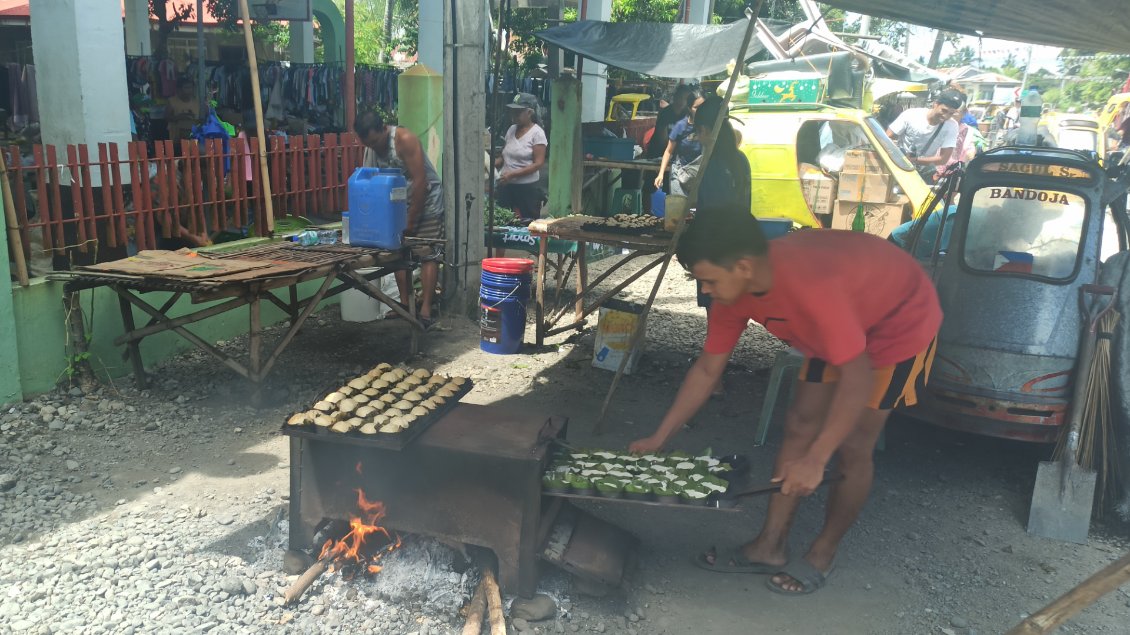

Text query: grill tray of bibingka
(281, 363), (473, 450)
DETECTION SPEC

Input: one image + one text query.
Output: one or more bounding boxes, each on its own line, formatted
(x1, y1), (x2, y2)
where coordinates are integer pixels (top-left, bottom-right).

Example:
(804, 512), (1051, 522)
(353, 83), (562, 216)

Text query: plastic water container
(348, 167), (407, 249)
(651, 189), (666, 217)
(480, 258), (534, 354)
(341, 269), (401, 322)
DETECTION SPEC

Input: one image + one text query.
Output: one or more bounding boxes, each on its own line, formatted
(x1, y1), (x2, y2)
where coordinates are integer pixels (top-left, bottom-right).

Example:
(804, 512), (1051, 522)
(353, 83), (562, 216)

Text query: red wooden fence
(2, 134), (366, 264)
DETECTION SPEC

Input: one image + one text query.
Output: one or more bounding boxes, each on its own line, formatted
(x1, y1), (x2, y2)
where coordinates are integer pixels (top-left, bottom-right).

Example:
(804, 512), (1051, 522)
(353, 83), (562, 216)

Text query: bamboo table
(527, 216), (671, 346)
(52, 239), (443, 400)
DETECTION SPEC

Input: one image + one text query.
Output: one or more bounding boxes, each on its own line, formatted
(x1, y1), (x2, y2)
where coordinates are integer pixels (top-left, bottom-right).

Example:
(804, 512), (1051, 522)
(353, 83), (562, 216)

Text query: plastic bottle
(291, 230), (339, 246)
(1017, 89), (1042, 146)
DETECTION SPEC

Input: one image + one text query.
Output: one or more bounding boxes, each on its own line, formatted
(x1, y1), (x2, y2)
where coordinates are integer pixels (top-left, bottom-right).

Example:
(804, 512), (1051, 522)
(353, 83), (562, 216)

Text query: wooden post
(595, 6), (763, 433)
(237, 0), (275, 233)
(344, 0), (355, 130)
(1006, 552), (1130, 634)
(547, 78), (583, 217)
(0, 149), (29, 286)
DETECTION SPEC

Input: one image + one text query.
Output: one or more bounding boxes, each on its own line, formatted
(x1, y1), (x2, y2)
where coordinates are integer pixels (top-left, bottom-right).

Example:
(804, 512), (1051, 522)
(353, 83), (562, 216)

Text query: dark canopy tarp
(535, 19), (783, 78)
(822, 0), (1130, 53)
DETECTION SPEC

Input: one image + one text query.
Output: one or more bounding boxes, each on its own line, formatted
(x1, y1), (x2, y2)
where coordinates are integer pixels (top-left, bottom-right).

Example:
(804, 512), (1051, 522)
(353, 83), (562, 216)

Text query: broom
(1054, 305), (1123, 516)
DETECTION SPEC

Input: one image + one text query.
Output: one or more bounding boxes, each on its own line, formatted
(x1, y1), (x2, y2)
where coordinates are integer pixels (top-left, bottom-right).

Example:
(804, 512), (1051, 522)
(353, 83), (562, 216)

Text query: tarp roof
(821, 0), (1130, 54)
(535, 19), (788, 79)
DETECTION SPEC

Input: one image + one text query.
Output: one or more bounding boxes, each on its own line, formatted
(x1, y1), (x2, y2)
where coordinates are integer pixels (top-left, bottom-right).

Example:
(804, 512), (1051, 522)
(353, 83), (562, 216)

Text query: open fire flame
(318, 488), (402, 576)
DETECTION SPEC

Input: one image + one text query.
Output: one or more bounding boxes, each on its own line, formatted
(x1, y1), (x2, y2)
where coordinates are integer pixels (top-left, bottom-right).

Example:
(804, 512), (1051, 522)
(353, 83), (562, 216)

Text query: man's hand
(772, 453), (827, 497)
(653, 175), (664, 189)
(628, 434), (666, 454)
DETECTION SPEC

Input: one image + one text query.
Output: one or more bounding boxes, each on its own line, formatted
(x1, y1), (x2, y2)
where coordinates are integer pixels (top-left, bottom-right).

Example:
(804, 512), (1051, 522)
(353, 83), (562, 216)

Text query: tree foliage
(942, 46), (976, 68)
(1050, 50), (1129, 110)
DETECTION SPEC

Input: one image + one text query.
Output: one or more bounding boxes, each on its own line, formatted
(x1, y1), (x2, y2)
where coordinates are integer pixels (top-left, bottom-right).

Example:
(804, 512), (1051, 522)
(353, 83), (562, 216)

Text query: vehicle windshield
(864, 116), (914, 171)
(961, 186), (1087, 280)
(1056, 129), (1098, 152)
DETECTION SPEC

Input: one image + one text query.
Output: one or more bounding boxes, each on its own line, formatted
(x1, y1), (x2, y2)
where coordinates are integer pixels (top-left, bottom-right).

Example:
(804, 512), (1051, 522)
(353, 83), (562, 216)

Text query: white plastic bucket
(341, 269), (400, 322)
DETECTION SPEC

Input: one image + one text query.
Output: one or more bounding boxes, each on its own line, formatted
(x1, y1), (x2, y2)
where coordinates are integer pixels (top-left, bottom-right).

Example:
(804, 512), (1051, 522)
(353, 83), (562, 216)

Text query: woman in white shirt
(495, 93), (547, 221)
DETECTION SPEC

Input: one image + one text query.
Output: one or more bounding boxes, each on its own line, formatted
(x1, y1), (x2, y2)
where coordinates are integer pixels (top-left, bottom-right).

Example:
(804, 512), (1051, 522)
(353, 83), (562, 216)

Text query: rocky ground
(1, 256), (1129, 634)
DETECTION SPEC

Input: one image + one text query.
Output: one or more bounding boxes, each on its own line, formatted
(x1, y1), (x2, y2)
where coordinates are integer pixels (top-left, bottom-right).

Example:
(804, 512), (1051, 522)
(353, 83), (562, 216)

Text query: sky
(898, 23), (1062, 73)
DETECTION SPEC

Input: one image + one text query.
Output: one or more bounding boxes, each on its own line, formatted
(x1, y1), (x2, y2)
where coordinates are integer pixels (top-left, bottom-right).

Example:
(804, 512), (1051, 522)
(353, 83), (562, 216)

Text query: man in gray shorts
(355, 110), (444, 327)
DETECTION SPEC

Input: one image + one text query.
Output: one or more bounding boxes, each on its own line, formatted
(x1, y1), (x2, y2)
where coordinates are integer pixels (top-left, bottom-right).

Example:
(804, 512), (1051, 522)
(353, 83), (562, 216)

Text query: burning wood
(283, 488), (401, 605)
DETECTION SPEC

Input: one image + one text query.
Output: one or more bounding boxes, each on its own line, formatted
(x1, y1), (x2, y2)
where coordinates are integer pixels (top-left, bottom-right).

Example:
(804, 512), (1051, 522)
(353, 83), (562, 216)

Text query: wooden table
(52, 239), (443, 399)
(527, 216), (671, 346)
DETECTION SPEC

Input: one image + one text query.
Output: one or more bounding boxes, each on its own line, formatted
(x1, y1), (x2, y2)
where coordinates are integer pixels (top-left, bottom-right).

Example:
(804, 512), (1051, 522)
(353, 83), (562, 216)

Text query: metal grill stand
(288, 404), (565, 597)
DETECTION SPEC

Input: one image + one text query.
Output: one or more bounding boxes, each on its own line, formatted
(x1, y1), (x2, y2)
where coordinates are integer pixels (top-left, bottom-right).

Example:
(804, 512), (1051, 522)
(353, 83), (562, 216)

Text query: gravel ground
(1, 254), (1128, 634)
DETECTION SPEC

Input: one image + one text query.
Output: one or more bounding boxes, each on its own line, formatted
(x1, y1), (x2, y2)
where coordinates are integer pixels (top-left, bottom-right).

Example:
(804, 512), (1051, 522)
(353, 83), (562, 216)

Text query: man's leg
(394, 270), (411, 307)
(740, 380), (837, 567)
(768, 407), (890, 592)
(418, 260), (438, 320)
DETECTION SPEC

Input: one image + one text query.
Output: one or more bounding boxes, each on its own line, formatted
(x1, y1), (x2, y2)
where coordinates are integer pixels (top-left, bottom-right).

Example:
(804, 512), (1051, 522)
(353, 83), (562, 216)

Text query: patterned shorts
(798, 338), (937, 410)
(409, 212), (445, 262)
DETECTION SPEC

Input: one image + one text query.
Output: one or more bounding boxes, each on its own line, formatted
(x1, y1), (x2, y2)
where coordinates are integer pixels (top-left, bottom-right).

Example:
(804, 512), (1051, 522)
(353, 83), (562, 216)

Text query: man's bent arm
(633, 351), (727, 450)
(396, 130), (428, 230)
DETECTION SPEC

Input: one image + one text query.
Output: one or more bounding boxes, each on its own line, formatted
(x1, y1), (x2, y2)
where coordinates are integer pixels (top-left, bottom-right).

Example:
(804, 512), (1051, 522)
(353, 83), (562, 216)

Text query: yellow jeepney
(1040, 111), (1104, 157)
(728, 102), (933, 232)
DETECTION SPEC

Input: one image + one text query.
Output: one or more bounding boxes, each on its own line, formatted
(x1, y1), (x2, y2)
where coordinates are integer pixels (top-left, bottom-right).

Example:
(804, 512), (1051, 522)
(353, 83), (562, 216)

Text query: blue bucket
(480, 258), (534, 354)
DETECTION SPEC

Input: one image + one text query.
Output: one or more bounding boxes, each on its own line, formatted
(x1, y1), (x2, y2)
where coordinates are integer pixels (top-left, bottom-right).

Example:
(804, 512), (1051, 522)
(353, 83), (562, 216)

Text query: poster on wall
(249, 0), (312, 21)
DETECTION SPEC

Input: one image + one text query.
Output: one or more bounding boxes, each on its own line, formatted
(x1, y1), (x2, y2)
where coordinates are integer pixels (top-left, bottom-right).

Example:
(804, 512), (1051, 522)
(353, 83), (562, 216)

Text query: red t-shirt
(703, 230), (942, 367)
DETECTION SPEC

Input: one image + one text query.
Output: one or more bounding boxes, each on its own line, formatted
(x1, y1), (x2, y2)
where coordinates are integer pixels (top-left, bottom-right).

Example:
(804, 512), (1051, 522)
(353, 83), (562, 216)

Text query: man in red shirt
(630, 211), (941, 595)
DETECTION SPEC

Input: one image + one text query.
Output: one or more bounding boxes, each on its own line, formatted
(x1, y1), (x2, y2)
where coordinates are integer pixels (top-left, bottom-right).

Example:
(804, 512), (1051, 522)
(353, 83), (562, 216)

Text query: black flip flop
(693, 547), (782, 574)
(766, 560), (835, 595)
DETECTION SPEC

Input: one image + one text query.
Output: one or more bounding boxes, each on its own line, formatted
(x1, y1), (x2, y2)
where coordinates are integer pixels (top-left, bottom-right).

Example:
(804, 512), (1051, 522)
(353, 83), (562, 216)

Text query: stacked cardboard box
(830, 149), (905, 237)
(801, 172), (835, 215)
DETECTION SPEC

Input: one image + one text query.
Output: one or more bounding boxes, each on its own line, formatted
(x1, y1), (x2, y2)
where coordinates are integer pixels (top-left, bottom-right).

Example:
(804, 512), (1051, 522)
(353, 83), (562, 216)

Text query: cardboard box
(592, 302), (646, 375)
(837, 171), (891, 204)
(842, 149), (883, 173)
(801, 173), (835, 215)
(832, 201), (906, 238)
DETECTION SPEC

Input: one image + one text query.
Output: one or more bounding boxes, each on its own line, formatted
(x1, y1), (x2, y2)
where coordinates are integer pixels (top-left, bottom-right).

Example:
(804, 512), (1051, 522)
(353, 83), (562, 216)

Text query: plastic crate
(583, 137), (636, 160)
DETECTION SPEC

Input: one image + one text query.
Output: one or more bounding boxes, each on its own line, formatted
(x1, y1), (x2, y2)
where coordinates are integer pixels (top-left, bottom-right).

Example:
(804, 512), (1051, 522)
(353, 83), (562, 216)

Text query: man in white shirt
(885, 89), (964, 177)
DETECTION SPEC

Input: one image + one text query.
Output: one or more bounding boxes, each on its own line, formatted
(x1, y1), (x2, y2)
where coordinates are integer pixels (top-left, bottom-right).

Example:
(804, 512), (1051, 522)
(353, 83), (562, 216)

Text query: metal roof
(821, 0), (1130, 53)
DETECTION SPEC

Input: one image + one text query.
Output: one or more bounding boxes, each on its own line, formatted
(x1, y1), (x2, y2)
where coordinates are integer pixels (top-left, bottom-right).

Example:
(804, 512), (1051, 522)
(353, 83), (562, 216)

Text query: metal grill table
(51, 239), (443, 398)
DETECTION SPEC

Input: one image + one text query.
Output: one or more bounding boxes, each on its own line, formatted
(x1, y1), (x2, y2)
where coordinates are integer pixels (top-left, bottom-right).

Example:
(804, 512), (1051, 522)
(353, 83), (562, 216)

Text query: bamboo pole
(481, 568), (506, 635)
(459, 576), (488, 635)
(237, 0), (275, 233)
(594, 3), (763, 433)
(0, 149), (29, 286)
(1005, 551), (1130, 634)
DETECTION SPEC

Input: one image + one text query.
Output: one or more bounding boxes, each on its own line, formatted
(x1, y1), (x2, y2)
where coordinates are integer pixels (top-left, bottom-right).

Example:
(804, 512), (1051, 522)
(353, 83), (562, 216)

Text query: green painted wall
(314, 0), (345, 63)
(0, 186), (23, 405)
(11, 279), (337, 396)
(398, 64), (444, 175)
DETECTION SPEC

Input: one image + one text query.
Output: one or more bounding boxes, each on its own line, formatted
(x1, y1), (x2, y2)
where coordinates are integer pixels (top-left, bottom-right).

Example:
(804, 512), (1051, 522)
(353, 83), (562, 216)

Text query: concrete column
(442, 0), (486, 313)
(289, 20), (315, 63)
(580, 0), (612, 123)
(686, 0), (712, 24)
(123, 0), (152, 56)
(418, 0), (443, 73)
(30, 0), (131, 184)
